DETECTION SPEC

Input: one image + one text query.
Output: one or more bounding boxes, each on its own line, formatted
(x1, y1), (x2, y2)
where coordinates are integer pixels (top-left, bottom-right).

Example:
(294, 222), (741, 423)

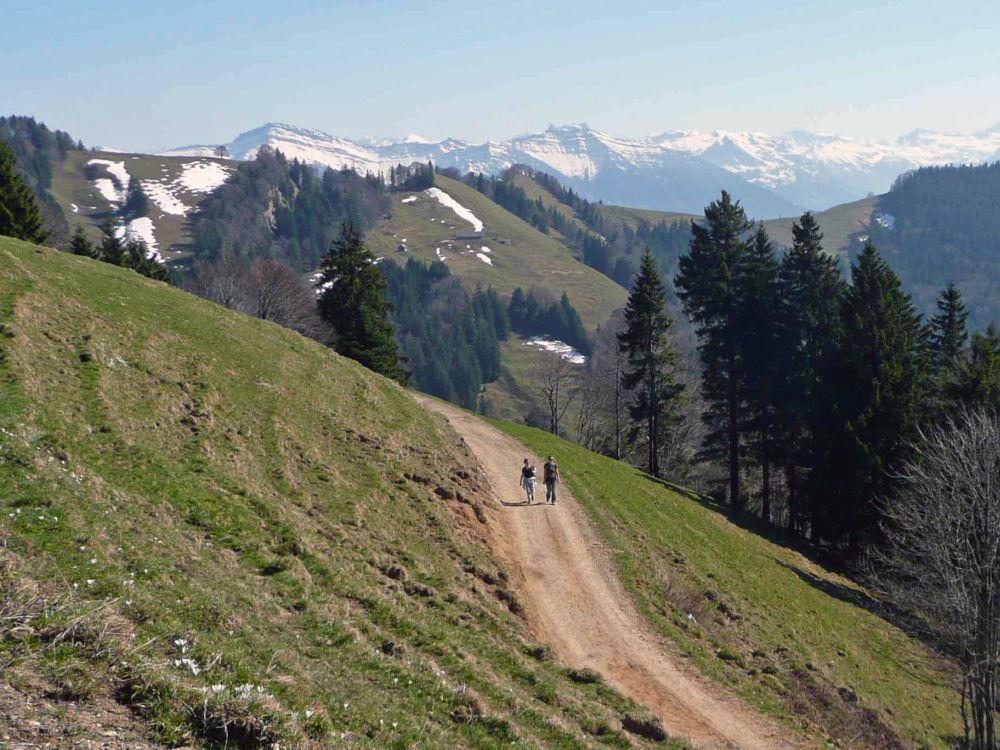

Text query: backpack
(544, 462), (557, 482)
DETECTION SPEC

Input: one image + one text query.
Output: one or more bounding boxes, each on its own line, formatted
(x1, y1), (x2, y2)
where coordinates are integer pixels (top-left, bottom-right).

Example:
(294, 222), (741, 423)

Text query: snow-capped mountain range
(163, 122), (1000, 218)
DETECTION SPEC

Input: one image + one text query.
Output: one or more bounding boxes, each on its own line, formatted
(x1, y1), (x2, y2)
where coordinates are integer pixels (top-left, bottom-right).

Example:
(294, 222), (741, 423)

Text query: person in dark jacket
(543, 456), (560, 504)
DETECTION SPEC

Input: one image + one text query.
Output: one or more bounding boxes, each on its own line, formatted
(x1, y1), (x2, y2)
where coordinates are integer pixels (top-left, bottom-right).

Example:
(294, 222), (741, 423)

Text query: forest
(190, 147), (390, 270)
(856, 161), (1000, 330)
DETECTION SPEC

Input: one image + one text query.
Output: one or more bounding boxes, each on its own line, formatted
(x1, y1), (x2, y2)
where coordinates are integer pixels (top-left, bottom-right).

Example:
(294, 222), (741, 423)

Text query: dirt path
(418, 396), (807, 750)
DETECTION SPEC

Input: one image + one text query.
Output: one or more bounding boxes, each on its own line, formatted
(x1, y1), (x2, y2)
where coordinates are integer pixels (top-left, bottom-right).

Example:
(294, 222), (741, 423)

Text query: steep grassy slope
(369, 175), (627, 332)
(495, 422), (962, 749)
(0, 239), (680, 749)
(49, 150), (233, 264)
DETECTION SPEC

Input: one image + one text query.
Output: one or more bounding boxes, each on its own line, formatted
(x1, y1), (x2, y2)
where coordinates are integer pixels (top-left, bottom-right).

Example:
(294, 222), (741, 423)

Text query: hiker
(543, 455), (560, 504)
(520, 458), (536, 504)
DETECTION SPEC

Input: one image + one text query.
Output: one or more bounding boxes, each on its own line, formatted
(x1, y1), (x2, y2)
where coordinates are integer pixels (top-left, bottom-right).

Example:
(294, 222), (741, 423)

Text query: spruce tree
(952, 325), (1000, 408)
(69, 225), (96, 258)
(739, 224), (782, 520)
(618, 249), (683, 478)
(0, 140), (47, 243)
(928, 282), (968, 369)
(774, 212), (845, 531)
(317, 222), (404, 382)
(813, 244), (926, 550)
(676, 191), (752, 505)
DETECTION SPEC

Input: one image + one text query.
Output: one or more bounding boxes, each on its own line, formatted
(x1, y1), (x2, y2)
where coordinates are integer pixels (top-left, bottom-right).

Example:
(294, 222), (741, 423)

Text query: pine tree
(676, 191), (752, 505)
(69, 225), (96, 258)
(774, 212), (845, 531)
(0, 140), (47, 243)
(952, 325), (1000, 408)
(813, 244), (927, 550)
(618, 249), (684, 478)
(739, 224), (782, 521)
(317, 222), (404, 382)
(125, 176), (149, 218)
(928, 282), (968, 369)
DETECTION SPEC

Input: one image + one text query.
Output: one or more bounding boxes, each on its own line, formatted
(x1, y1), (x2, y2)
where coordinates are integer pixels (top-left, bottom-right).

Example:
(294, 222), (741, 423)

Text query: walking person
(520, 458), (536, 504)
(543, 455), (560, 504)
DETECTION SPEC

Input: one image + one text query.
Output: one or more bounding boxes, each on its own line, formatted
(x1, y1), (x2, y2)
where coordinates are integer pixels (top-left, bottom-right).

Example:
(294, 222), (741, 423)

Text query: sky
(3, 0), (1000, 151)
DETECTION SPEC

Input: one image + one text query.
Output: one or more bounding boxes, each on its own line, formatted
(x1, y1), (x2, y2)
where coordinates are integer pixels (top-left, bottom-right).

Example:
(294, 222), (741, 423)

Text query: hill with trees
(853, 161), (1000, 329)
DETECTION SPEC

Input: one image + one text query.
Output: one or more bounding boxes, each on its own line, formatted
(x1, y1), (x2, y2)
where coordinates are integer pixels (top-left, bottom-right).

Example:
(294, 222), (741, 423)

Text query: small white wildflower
(304, 709), (315, 719)
(85, 579), (95, 586)
(89, 558), (97, 564)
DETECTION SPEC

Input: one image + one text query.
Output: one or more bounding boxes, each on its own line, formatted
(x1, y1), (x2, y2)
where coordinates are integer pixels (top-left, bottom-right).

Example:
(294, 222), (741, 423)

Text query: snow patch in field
(400, 195), (418, 204)
(476, 253), (493, 266)
(435, 247), (447, 262)
(88, 159), (130, 203)
(425, 187), (483, 232)
(115, 217), (160, 262)
(480, 245), (492, 253)
(524, 336), (586, 365)
(93, 178), (122, 203)
(177, 161), (231, 193)
(142, 180), (188, 215)
(70, 203), (79, 213)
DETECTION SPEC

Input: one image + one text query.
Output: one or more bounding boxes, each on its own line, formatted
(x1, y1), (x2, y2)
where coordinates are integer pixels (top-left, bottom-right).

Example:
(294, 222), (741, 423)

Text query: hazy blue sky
(3, 0), (1000, 150)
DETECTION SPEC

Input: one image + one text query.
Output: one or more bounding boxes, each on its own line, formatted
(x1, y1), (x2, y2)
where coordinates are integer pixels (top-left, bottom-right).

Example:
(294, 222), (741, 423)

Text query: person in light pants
(520, 458), (536, 504)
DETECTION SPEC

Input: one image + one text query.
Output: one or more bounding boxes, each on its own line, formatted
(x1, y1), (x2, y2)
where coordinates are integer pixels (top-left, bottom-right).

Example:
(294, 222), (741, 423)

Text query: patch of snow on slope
(93, 178), (122, 204)
(400, 195), (418, 204)
(115, 217), (160, 262)
(425, 187), (483, 232)
(524, 337), (586, 365)
(177, 161), (232, 193)
(88, 159), (130, 203)
(476, 253), (493, 266)
(70, 203), (78, 213)
(141, 180), (188, 215)
(480, 245), (492, 254)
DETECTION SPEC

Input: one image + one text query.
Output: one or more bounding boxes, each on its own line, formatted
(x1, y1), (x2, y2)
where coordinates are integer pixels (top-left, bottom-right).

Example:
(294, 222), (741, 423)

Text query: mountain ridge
(162, 120), (1000, 216)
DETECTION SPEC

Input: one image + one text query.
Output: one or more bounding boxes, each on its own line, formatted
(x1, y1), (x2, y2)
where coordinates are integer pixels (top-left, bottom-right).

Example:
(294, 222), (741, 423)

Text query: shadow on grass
(774, 559), (881, 612)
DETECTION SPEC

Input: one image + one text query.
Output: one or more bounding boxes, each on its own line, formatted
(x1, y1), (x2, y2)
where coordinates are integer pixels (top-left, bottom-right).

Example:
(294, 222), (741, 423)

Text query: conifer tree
(928, 282), (969, 369)
(676, 191), (752, 505)
(317, 222), (404, 382)
(812, 244), (926, 549)
(952, 325), (1000, 408)
(69, 225), (96, 258)
(0, 140), (47, 243)
(618, 250), (683, 478)
(774, 212), (845, 530)
(739, 224), (782, 520)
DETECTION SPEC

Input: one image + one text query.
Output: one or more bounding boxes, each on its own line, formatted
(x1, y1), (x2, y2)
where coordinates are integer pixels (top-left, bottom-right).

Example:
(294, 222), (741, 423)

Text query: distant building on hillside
(454, 230), (483, 240)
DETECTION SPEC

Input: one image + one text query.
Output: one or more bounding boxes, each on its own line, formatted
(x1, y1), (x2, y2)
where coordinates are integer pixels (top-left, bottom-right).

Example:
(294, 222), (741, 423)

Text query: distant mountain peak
(162, 121), (1000, 216)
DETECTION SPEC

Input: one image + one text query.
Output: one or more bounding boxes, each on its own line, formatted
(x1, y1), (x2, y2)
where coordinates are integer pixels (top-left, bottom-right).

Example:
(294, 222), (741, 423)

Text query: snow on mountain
(163, 121), (1000, 216)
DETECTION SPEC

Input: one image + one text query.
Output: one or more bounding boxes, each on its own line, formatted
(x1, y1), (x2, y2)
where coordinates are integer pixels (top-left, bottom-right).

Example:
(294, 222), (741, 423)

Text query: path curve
(418, 396), (807, 750)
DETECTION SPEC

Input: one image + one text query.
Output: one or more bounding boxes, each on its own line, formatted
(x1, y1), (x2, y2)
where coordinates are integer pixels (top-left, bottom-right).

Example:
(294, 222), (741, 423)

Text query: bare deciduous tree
(538, 351), (578, 436)
(873, 409), (1000, 750)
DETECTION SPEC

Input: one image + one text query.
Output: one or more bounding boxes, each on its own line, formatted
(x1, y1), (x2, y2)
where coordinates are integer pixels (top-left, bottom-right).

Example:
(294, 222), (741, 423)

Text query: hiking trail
(417, 396), (807, 750)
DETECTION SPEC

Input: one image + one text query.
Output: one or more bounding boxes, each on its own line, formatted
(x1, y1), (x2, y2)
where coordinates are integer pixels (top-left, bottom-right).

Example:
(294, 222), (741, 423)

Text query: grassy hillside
(764, 195), (878, 257)
(598, 196), (877, 258)
(0, 238), (682, 749)
(495, 422), (961, 749)
(369, 175), (627, 332)
(49, 149), (233, 265)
